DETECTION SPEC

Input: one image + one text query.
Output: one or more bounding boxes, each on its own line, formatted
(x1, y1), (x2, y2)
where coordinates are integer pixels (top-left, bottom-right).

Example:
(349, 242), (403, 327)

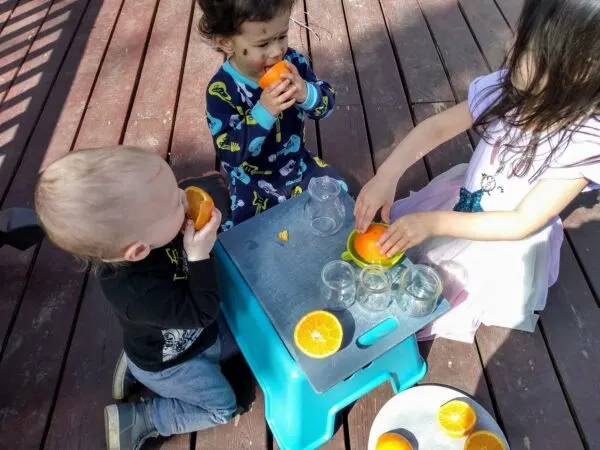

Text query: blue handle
(356, 318), (398, 347)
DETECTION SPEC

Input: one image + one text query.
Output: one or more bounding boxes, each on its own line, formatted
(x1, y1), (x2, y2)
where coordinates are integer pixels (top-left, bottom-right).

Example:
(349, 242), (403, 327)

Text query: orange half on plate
(185, 187), (215, 230)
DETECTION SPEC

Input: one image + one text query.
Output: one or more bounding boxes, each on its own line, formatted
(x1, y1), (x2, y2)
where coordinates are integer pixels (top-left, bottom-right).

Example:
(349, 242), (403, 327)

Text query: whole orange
(375, 432), (413, 450)
(259, 61), (290, 89)
(185, 187), (215, 230)
(354, 224), (388, 263)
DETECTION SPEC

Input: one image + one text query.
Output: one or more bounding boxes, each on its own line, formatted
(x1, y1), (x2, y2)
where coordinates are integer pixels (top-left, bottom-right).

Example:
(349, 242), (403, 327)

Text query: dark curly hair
(197, 0), (296, 38)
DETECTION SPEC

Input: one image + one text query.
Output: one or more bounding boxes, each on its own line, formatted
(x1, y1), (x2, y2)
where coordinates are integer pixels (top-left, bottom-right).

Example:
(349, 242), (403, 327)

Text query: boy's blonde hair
(35, 146), (163, 261)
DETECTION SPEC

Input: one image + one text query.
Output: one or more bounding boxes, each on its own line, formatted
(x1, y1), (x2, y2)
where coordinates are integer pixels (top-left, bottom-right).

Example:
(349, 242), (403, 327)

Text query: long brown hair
(473, 0), (600, 181)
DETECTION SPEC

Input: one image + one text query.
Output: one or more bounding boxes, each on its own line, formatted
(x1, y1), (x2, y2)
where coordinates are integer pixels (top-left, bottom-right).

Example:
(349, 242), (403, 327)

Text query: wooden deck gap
(338, 0), (378, 177)
(0, 0), (21, 36)
(564, 233), (600, 308)
(38, 268), (91, 450)
(189, 431), (197, 449)
(456, 1), (493, 73)
(118, 0), (161, 146)
(492, 0), (515, 33)
(0, 245), (41, 362)
(537, 321), (590, 449)
(0, 0), (95, 207)
(65, 0), (127, 154)
(342, 408), (352, 450)
(301, 0), (324, 161)
(474, 339), (505, 433)
(415, 0), (461, 107)
(165, 0), (196, 165)
(377, 0), (434, 181)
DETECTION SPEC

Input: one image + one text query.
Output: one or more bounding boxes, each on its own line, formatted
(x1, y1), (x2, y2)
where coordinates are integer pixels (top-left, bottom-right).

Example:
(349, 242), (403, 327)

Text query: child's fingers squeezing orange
(378, 212), (433, 256)
(183, 208), (222, 262)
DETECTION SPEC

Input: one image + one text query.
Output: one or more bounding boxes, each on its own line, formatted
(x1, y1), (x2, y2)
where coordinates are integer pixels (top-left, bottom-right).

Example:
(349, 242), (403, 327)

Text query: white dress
(390, 71), (600, 343)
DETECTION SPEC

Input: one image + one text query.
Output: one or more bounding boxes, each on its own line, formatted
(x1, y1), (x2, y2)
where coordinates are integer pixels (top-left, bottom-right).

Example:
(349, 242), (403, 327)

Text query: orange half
(185, 187), (215, 230)
(375, 432), (413, 450)
(259, 61), (290, 89)
(293, 310), (343, 359)
(437, 400), (477, 438)
(464, 431), (506, 450)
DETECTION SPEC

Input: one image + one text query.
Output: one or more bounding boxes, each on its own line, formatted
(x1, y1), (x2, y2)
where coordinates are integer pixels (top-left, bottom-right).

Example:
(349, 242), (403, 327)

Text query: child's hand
(354, 173), (400, 232)
(281, 62), (308, 103)
(183, 208), (222, 262)
(378, 212), (434, 257)
(260, 80), (298, 116)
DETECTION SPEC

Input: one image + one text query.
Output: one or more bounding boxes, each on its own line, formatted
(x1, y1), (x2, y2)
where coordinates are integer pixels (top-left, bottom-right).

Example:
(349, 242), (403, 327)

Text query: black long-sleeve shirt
(100, 235), (220, 372)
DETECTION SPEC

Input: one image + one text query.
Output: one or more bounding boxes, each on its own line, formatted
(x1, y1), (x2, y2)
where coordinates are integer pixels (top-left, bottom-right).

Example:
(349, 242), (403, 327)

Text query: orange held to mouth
(185, 187), (214, 230)
(353, 223), (388, 263)
(258, 61), (290, 89)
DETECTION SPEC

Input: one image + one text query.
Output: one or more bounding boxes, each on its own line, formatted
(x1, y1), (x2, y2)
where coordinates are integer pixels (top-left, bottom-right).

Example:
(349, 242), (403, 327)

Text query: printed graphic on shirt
(165, 247), (188, 282)
(161, 328), (203, 362)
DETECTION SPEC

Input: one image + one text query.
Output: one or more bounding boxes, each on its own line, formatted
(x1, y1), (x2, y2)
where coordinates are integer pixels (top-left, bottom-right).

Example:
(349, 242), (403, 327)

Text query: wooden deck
(0, 0), (599, 449)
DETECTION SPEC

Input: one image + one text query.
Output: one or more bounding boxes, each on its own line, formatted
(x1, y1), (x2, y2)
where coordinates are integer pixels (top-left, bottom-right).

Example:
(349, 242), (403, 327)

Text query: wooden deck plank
(0, 0), (91, 199)
(418, 0), (488, 100)
(197, 388), (268, 450)
(74, 0), (159, 149)
(563, 194), (600, 301)
(0, 0), (53, 106)
(540, 243), (600, 448)
(304, 0), (372, 195)
(289, 0), (318, 158)
(0, 0), (20, 36)
(0, 241), (87, 448)
(170, 3), (222, 177)
(44, 1), (193, 448)
(0, 0), (96, 362)
(379, 0), (454, 103)
(343, 0), (428, 198)
(477, 326), (584, 450)
(0, 2), (109, 370)
(495, 0), (523, 30)
(123, 0), (192, 156)
(43, 277), (124, 449)
(419, 339), (496, 418)
(458, 0), (512, 70)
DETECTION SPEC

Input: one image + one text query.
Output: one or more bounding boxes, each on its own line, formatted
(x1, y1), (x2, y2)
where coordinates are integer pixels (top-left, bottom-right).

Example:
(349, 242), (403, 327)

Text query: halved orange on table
(185, 187), (214, 230)
(294, 310), (343, 359)
(259, 61), (290, 89)
(437, 400), (477, 438)
(464, 430), (506, 450)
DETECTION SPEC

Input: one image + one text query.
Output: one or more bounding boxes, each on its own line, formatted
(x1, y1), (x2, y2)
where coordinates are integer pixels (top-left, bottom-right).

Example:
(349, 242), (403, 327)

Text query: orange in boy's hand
(375, 432), (413, 450)
(185, 187), (215, 230)
(259, 61), (291, 89)
(437, 400), (477, 438)
(354, 223), (388, 263)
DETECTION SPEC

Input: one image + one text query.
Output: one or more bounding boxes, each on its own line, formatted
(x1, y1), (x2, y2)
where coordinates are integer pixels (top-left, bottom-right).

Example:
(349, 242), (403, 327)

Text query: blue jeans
(128, 321), (238, 436)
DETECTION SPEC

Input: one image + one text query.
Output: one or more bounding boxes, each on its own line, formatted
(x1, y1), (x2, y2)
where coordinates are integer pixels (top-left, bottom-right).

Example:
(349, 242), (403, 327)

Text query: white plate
(368, 385), (509, 450)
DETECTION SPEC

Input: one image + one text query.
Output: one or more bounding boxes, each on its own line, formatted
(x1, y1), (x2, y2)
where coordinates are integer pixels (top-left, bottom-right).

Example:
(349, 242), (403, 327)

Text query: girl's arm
(379, 177), (589, 256)
(355, 101), (473, 231)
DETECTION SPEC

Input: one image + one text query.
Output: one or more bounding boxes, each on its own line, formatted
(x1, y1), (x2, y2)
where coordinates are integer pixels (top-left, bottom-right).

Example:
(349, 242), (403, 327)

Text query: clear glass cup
(321, 260), (356, 310)
(396, 264), (443, 317)
(357, 265), (392, 314)
(305, 176), (345, 237)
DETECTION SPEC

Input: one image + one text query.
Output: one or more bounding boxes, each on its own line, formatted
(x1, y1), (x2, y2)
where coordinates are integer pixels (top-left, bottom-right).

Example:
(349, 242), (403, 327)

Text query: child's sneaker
(112, 350), (140, 400)
(104, 399), (158, 450)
